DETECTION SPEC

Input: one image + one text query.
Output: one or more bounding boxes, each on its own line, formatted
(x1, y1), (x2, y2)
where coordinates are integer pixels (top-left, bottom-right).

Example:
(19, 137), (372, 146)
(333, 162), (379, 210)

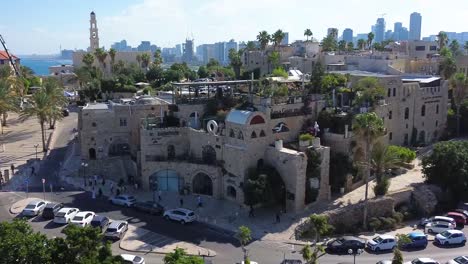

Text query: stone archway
(149, 169), (182, 192)
(89, 148), (96, 160)
(227, 185), (237, 198)
(192, 172), (213, 196)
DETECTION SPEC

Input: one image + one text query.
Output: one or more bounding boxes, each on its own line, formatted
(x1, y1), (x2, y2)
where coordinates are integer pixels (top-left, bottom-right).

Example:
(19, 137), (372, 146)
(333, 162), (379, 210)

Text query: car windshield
(73, 216), (83, 221)
(90, 221), (100, 227)
(454, 257), (468, 264)
(188, 212), (194, 216)
(440, 231), (451, 237)
(373, 237), (383, 243)
(25, 205), (36, 209)
(127, 196), (136, 200)
(411, 260), (423, 264)
(56, 212), (66, 217)
(107, 228), (117, 232)
(133, 256), (143, 262)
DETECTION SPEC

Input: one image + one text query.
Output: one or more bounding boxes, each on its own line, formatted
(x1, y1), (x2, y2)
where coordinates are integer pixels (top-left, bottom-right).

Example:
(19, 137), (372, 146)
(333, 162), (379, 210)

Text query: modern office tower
(343, 28), (353, 43)
(409, 12), (422, 40)
(374, 18), (386, 43)
(394, 22), (403, 41)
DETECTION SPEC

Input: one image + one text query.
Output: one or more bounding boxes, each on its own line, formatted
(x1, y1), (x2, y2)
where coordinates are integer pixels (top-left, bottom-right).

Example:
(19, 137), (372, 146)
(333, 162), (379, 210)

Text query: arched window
(250, 115), (265, 124)
(167, 145), (175, 160)
(251, 131), (257, 138)
(404, 107), (409, 120)
(227, 186), (237, 198)
(421, 105), (426, 117)
(259, 130), (266, 137)
(229, 129), (235, 138)
(238, 131), (244, 140)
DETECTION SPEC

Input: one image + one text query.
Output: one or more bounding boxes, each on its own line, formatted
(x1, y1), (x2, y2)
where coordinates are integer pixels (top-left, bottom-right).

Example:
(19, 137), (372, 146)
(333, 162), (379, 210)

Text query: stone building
(79, 93), (331, 212)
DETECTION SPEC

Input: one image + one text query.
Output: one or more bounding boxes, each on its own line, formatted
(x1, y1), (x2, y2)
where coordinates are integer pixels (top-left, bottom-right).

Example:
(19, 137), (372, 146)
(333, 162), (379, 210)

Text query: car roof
(120, 254), (140, 261)
(445, 229), (463, 234)
(417, 258), (437, 262)
(433, 216), (454, 221)
(75, 211), (93, 217)
(109, 220), (127, 228)
(45, 202), (61, 207)
(448, 212), (465, 217)
(377, 234), (395, 239)
(58, 207), (78, 212)
(28, 200), (44, 205)
(173, 208), (193, 213)
(92, 215), (108, 220)
(342, 236), (361, 241)
(408, 232), (426, 237)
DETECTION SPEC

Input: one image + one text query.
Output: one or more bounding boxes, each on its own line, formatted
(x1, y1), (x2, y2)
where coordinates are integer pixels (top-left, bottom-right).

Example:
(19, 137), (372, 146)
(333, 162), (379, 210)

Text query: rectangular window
(389, 111), (392, 119)
(119, 118), (127, 127)
(389, 132), (393, 140)
(430, 46), (437, 51)
(404, 134), (409, 145)
(415, 46), (426, 51)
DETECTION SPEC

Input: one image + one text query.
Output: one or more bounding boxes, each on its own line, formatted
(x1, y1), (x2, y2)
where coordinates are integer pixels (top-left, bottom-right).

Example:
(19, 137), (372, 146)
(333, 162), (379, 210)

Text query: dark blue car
(401, 232), (428, 249)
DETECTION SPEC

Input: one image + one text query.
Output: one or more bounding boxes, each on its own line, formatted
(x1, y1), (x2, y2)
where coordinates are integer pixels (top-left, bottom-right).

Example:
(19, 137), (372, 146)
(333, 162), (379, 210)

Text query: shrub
(368, 217), (381, 231)
(273, 83), (289, 97)
(373, 177), (390, 196)
(392, 212), (404, 224)
(387, 145), (416, 163)
(272, 67), (288, 78)
(299, 133), (314, 142)
(380, 217), (397, 230)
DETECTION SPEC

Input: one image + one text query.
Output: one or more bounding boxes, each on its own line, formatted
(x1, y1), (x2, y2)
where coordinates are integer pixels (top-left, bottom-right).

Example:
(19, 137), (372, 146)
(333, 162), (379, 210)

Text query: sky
(1, 0), (468, 55)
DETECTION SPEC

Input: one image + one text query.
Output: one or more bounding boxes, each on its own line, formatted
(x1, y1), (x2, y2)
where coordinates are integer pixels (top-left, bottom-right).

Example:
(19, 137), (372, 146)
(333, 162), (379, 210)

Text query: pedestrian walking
(249, 205), (254, 218)
(180, 198), (184, 207)
(88, 179), (93, 187)
(158, 190), (162, 201)
(276, 211), (281, 223)
(10, 164), (15, 175)
(122, 185), (127, 193)
(93, 175), (97, 186)
(31, 166), (35, 176)
(92, 190), (96, 199)
(110, 182), (114, 194)
(197, 195), (202, 208)
(134, 182), (138, 191)
(98, 188), (103, 197)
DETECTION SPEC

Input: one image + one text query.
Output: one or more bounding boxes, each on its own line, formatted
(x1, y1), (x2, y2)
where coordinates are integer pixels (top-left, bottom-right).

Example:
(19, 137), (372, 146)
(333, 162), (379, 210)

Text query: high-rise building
(88, 11), (99, 51)
(374, 18), (385, 43)
(182, 39), (194, 62)
(224, 39), (238, 64)
(327, 28), (339, 40)
(137, 41), (151, 51)
(175, 44), (183, 57)
(409, 12), (422, 40)
(213, 42), (225, 64)
(343, 28), (353, 43)
(385, 30), (393, 41)
(394, 22), (403, 41)
(281, 32), (289, 45)
(400, 27), (409, 41)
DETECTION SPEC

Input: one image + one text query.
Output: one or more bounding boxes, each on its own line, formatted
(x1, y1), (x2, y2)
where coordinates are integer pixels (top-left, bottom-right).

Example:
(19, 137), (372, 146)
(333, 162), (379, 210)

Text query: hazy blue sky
(1, 0), (467, 54)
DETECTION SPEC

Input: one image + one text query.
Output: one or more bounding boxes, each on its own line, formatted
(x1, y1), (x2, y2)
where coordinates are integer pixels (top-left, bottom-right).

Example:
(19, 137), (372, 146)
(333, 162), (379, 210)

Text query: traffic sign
(42, 178), (45, 184)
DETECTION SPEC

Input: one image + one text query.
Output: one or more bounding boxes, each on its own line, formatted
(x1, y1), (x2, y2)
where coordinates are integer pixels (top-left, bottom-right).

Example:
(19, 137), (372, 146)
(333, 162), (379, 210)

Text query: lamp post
(81, 162), (88, 187)
(348, 248), (363, 264)
(34, 144), (39, 160)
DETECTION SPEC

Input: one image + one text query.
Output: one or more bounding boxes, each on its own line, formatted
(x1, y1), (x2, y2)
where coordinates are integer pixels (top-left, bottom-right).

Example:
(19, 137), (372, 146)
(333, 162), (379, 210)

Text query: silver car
(22, 200), (47, 216)
(104, 220), (128, 240)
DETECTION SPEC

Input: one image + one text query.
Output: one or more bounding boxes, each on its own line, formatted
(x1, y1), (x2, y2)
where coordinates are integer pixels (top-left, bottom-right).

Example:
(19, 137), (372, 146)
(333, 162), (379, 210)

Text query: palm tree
(352, 112), (385, 228)
(347, 42), (354, 52)
(94, 48), (108, 71)
(108, 48), (116, 73)
(153, 49), (163, 67)
(0, 79), (17, 133)
(357, 39), (366, 51)
(141, 53), (151, 69)
(304, 29), (313, 42)
(370, 142), (404, 195)
(42, 78), (66, 129)
(7, 75), (27, 110)
(437, 31), (449, 50)
(367, 32), (375, 50)
(82, 53), (95, 68)
(451, 73), (468, 137)
(20, 90), (51, 152)
(256, 30), (271, 50)
(338, 40), (347, 54)
(246, 41), (256, 51)
(136, 54), (142, 68)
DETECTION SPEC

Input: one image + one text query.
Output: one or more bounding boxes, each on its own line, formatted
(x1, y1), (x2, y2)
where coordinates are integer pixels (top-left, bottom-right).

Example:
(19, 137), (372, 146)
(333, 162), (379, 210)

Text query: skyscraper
(385, 30), (393, 41)
(374, 18), (386, 43)
(400, 27), (409, 41)
(394, 22), (403, 41)
(409, 12), (422, 40)
(343, 28), (353, 43)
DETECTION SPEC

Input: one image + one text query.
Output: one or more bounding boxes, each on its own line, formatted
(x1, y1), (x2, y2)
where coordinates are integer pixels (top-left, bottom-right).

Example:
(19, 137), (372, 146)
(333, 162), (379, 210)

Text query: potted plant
(299, 133), (314, 147)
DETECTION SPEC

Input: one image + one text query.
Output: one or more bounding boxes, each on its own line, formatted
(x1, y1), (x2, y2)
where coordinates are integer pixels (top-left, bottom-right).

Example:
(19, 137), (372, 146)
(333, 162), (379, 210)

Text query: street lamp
(348, 248), (363, 264)
(81, 162), (88, 187)
(34, 144), (39, 160)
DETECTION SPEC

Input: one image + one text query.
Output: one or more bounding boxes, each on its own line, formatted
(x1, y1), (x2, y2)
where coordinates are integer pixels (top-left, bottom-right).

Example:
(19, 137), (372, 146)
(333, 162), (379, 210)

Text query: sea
(19, 56), (73, 76)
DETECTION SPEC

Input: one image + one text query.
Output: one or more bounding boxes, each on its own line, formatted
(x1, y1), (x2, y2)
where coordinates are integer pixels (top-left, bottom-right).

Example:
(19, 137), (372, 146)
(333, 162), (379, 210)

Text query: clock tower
(89, 11), (99, 51)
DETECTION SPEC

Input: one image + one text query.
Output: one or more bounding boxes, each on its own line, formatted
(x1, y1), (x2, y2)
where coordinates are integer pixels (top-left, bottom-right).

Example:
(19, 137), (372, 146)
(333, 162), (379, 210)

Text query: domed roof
(90, 11), (95, 15)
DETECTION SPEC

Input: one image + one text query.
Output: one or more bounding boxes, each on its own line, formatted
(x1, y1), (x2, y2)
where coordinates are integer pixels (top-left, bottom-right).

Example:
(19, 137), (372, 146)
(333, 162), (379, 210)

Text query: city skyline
(1, 0), (468, 54)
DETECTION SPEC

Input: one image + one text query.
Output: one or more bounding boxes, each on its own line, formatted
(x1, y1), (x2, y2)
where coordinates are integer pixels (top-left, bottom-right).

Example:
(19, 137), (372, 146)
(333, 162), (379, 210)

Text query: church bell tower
(89, 11), (99, 51)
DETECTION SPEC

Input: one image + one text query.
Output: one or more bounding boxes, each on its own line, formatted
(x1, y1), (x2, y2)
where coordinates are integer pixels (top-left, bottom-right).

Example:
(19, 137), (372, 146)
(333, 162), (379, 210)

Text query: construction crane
(377, 13), (387, 18)
(0, 34), (20, 77)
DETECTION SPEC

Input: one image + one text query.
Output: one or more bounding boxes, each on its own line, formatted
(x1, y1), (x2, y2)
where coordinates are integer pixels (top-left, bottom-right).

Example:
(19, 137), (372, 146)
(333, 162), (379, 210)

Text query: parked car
(400, 232), (428, 249)
(447, 212), (467, 225)
(163, 208), (196, 224)
(326, 236), (365, 253)
(104, 220), (128, 240)
(53, 208), (80, 224)
(366, 235), (397, 252)
(133, 201), (164, 215)
(42, 202), (64, 219)
(21, 200), (47, 216)
(109, 195), (137, 207)
(70, 211), (95, 227)
(435, 230), (466, 246)
(120, 254), (145, 264)
(454, 209), (468, 219)
(425, 222), (455, 234)
(458, 202), (468, 211)
(280, 260), (303, 264)
(446, 256), (468, 264)
(376, 261), (392, 264)
(90, 215), (110, 231)
(419, 216), (456, 227)
(404, 258), (439, 264)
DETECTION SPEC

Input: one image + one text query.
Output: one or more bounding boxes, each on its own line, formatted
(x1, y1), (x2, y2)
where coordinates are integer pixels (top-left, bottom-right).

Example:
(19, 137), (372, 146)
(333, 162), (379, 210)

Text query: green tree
(439, 48), (457, 80)
(437, 31), (449, 50)
(256, 30), (271, 50)
(352, 76), (386, 107)
(271, 29), (286, 48)
(449, 40), (462, 57)
(206, 58), (220, 68)
(464, 41), (468, 55)
(246, 41), (256, 50)
(20, 90), (51, 152)
(338, 40), (347, 53)
(268, 51), (281, 70)
(228, 48), (243, 79)
(82, 53), (95, 68)
(94, 48), (108, 70)
(347, 42), (354, 51)
(136, 54), (142, 68)
(371, 142), (404, 196)
(451, 73), (468, 136)
(197, 65), (209, 78)
(357, 39), (366, 50)
(141, 53), (151, 69)
(304, 29), (313, 42)
(367, 32), (375, 50)
(153, 49), (163, 67)
(146, 64), (164, 83)
(42, 78), (66, 129)
(108, 48), (116, 67)
(237, 226), (252, 263)
(321, 35), (337, 52)
(310, 62), (324, 94)
(352, 112), (385, 228)
(163, 248), (203, 264)
(395, 234), (412, 249)
(392, 248), (404, 264)
(272, 67), (288, 78)
(300, 214), (332, 264)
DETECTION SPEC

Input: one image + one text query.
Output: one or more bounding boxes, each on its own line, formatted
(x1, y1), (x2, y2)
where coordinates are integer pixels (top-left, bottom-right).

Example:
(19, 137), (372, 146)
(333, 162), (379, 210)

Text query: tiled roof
(0, 51), (19, 60)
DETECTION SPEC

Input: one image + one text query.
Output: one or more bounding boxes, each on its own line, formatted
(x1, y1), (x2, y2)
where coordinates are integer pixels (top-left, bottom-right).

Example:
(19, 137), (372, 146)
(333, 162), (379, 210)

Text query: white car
(366, 235), (396, 252)
(420, 216), (456, 227)
(104, 220), (128, 240)
(120, 254), (145, 264)
(109, 195), (137, 207)
(425, 221), (455, 234)
(404, 258), (439, 264)
(435, 230), (466, 246)
(163, 208), (196, 224)
(70, 211), (95, 227)
(446, 256), (468, 264)
(21, 200), (46, 216)
(54, 208), (80, 224)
